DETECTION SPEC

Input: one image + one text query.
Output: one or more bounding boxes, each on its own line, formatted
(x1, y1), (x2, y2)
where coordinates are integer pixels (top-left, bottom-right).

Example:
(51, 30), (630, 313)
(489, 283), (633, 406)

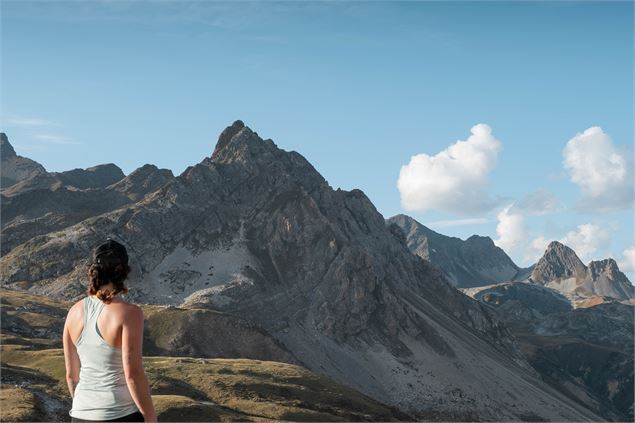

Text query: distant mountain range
(388, 214), (633, 305)
(1, 123), (630, 421)
(386, 214), (527, 287)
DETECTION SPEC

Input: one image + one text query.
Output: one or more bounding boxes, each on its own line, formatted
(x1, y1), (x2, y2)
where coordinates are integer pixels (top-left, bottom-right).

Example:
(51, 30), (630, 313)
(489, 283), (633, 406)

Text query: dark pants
(71, 411), (144, 422)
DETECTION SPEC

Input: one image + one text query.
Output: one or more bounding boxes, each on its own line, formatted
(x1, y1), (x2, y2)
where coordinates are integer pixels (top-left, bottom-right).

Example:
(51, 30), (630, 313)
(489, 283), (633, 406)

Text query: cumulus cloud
(493, 205), (526, 255)
(397, 124), (502, 215)
(563, 127), (633, 211)
(619, 246), (635, 272)
(517, 189), (558, 215)
(560, 223), (615, 262)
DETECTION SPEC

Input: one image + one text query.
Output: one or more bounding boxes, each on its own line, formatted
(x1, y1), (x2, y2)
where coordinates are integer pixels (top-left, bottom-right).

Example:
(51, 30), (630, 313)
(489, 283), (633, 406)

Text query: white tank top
(69, 296), (139, 420)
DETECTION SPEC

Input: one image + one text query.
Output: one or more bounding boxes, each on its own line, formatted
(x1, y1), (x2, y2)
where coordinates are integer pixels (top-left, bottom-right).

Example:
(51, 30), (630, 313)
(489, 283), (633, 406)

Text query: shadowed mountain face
(0, 123), (603, 421)
(530, 241), (634, 302)
(387, 214), (524, 287)
(0, 135), (174, 256)
(1, 133), (47, 189)
(464, 282), (634, 421)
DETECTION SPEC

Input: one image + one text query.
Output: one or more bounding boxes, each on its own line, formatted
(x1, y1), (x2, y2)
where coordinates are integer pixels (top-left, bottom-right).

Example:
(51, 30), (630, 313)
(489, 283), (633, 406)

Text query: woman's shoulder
(111, 299), (144, 317)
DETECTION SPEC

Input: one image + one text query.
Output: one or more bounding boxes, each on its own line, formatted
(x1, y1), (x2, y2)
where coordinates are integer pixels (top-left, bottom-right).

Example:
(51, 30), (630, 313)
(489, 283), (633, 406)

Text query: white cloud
(517, 189), (558, 215)
(563, 127), (633, 211)
(619, 246), (635, 272)
(35, 134), (81, 145)
(560, 223), (615, 262)
(7, 116), (58, 128)
(397, 123), (502, 215)
(494, 205), (526, 255)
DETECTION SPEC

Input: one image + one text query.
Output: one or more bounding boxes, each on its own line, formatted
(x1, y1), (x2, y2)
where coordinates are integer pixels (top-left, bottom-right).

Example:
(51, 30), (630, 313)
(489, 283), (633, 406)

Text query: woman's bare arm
(62, 306), (81, 398)
(122, 305), (157, 422)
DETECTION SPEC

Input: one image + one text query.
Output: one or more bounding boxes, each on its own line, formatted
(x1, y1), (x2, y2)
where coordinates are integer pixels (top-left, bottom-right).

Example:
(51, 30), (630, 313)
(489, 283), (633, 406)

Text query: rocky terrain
(1, 134), (174, 255)
(463, 282), (634, 421)
(1, 289), (405, 422)
(530, 241), (635, 302)
(387, 214), (528, 287)
(1, 133), (47, 188)
(0, 123), (610, 421)
(394, 212), (634, 420)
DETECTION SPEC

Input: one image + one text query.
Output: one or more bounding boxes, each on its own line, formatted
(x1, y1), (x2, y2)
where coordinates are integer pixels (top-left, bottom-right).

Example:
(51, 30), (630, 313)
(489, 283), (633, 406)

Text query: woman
(63, 238), (157, 422)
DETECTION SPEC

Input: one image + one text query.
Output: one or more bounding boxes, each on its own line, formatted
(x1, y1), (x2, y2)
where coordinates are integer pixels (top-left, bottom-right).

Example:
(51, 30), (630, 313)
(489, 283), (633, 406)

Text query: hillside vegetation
(0, 288), (407, 422)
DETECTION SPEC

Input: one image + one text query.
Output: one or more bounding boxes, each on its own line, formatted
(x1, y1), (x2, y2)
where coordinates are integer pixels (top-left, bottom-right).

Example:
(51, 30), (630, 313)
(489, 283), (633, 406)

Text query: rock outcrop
(530, 241), (634, 302)
(0, 133), (47, 189)
(1, 161), (174, 255)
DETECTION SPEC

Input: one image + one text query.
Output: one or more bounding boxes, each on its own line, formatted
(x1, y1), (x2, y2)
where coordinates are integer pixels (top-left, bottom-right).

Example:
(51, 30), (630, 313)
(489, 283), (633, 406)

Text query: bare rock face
(0, 133), (47, 189)
(387, 214), (524, 287)
(530, 241), (634, 302)
(54, 163), (125, 189)
(1, 161), (174, 255)
(0, 122), (602, 421)
(531, 241), (588, 283)
(465, 282), (634, 421)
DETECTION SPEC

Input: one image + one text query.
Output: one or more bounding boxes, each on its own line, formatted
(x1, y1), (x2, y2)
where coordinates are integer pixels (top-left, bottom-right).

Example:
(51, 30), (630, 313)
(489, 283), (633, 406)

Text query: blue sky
(1, 1), (633, 276)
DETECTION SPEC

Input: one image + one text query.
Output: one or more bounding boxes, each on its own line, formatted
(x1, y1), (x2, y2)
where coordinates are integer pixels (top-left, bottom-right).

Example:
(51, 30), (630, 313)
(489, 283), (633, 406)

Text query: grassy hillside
(0, 288), (408, 421)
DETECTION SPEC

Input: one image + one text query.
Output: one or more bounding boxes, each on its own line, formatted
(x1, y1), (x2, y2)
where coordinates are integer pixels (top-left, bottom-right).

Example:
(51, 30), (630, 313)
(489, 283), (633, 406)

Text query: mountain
(0, 122), (602, 421)
(0, 133), (47, 188)
(387, 214), (525, 287)
(530, 241), (634, 302)
(464, 282), (634, 421)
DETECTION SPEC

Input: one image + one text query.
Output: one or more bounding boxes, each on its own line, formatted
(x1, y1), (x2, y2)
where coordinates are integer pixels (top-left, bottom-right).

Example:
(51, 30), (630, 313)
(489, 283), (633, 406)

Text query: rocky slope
(0, 122), (602, 421)
(1, 136), (174, 256)
(464, 282), (634, 421)
(530, 241), (634, 303)
(0, 133), (47, 188)
(1, 289), (405, 422)
(387, 214), (525, 287)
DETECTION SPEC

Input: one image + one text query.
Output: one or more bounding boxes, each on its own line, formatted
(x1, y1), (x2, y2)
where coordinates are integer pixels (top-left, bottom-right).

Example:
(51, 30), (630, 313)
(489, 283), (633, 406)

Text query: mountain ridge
(0, 123), (603, 420)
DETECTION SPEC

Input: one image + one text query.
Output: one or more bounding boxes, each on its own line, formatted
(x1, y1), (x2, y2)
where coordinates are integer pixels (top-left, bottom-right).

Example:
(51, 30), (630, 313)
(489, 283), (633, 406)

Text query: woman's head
(87, 238), (131, 303)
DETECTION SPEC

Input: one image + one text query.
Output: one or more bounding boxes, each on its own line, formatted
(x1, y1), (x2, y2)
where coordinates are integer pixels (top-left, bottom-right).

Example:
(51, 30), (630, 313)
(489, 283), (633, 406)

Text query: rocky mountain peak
(1, 133), (17, 159)
(465, 234), (496, 247)
(532, 241), (587, 283)
(588, 258), (622, 280)
(55, 163), (125, 189)
(211, 119), (246, 158)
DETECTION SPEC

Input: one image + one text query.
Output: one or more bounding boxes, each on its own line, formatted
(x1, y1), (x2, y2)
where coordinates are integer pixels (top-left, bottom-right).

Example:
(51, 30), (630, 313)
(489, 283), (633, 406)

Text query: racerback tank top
(69, 296), (139, 420)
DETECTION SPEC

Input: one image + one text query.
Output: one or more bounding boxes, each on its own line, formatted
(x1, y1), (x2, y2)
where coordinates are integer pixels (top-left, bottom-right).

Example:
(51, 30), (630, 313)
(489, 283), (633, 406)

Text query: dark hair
(87, 238), (131, 304)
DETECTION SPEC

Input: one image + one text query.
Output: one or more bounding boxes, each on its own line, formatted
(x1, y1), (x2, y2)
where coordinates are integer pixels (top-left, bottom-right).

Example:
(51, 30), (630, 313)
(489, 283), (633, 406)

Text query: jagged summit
(0, 133), (47, 189)
(530, 240), (633, 301)
(212, 119), (246, 158)
(532, 241), (587, 283)
(1, 133), (16, 158)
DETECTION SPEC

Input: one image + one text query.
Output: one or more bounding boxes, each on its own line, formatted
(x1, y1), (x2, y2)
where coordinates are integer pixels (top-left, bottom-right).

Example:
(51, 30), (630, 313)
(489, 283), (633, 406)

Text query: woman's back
(69, 296), (138, 420)
(63, 238), (155, 422)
